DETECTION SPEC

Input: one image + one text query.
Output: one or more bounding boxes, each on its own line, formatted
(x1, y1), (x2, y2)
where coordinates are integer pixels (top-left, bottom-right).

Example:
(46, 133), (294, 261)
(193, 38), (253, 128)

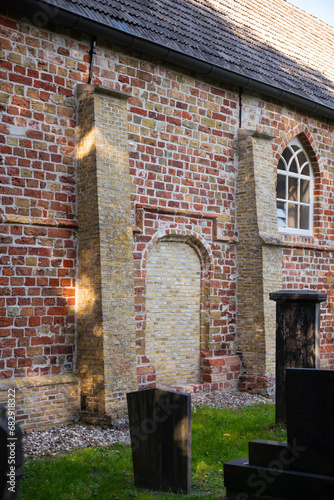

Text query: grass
(19, 403), (286, 500)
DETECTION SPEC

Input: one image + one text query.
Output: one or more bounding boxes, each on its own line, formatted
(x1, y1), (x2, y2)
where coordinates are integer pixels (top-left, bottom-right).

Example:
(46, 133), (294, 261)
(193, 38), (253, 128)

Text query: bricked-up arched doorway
(145, 240), (201, 386)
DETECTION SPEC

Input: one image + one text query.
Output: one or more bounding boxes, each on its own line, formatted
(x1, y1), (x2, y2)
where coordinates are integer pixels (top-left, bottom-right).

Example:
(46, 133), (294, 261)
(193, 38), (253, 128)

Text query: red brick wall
(0, 224), (76, 378)
(0, 7), (240, 388)
(242, 99), (334, 371)
(282, 247), (334, 369)
(0, 10), (78, 381)
(0, 6), (333, 404)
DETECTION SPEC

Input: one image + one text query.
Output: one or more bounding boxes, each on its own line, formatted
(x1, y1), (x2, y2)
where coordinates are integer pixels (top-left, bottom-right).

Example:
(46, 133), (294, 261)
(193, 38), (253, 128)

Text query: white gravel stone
(191, 390), (273, 409)
(23, 423), (131, 458)
(23, 391), (273, 458)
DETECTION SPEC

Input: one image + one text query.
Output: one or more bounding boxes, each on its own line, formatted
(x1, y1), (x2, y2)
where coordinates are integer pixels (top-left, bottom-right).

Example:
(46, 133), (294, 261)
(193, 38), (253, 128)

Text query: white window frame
(277, 137), (313, 236)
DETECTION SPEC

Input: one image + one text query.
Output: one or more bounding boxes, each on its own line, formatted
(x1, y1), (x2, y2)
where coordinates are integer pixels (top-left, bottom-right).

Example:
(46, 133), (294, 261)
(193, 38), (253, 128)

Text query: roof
(15, 0), (334, 112)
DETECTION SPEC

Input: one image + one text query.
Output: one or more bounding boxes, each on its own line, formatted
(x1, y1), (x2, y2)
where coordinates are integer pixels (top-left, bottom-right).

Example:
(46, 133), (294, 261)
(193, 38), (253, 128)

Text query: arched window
(277, 138), (313, 235)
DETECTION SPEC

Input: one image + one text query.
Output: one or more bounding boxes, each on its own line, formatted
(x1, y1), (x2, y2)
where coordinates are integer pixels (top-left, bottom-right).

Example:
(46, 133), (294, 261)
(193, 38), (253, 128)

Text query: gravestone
(127, 388), (191, 494)
(269, 290), (327, 422)
(224, 368), (334, 500)
(286, 367), (334, 477)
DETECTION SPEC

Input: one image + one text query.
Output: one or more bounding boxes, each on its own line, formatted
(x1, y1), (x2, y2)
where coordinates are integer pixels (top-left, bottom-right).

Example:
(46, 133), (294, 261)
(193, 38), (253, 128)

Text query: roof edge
(3, 0), (334, 120)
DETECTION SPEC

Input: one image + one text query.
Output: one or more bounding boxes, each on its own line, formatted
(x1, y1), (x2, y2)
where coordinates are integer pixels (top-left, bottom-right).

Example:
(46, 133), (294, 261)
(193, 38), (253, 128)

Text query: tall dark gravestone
(286, 368), (334, 477)
(224, 368), (334, 500)
(127, 388), (191, 494)
(269, 290), (327, 422)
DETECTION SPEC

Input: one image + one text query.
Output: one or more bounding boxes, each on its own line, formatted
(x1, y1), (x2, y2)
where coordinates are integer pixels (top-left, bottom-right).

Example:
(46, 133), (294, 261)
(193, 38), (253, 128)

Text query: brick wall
(0, 374), (79, 431)
(0, 9), (79, 428)
(0, 224), (76, 379)
(0, 10), (77, 382)
(236, 129), (282, 394)
(282, 247), (334, 370)
(76, 84), (137, 424)
(241, 96), (334, 384)
(0, 7), (333, 426)
(145, 240), (201, 386)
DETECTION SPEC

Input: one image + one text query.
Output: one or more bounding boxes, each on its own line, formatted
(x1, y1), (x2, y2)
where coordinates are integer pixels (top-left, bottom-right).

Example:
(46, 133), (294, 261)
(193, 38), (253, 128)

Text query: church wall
(241, 94), (334, 375)
(0, 7), (333, 428)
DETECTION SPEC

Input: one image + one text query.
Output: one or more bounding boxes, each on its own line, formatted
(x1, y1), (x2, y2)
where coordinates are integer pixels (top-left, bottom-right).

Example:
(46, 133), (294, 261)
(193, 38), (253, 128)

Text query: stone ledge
(281, 240), (334, 252)
(133, 203), (238, 243)
(269, 289), (327, 303)
(261, 234), (334, 252)
(0, 373), (78, 391)
(238, 128), (275, 140)
(0, 215), (78, 228)
(76, 83), (130, 100)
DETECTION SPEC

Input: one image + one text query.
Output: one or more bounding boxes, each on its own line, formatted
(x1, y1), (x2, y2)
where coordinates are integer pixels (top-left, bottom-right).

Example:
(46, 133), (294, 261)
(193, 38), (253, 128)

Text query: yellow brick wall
(145, 241), (201, 385)
(0, 375), (79, 431)
(76, 85), (137, 423)
(236, 129), (282, 383)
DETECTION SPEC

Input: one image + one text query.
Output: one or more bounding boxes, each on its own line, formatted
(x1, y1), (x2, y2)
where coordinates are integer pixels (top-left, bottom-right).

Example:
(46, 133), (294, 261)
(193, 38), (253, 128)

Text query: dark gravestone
(224, 368), (334, 500)
(286, 368), (334, 477)
(269, 290), (327, 422)
(127, 388), (191, 494)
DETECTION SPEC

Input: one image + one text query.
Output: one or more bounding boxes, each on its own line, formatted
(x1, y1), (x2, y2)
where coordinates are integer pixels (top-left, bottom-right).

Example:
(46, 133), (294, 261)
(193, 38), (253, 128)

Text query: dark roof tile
(48, 0), (334, 109)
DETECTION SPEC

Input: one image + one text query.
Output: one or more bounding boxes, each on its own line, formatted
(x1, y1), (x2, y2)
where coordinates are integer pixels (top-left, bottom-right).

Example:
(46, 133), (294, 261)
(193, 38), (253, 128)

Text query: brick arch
(142, 228), (214, 275)
(145, 239), (201, 385)
(274, 125), (322, 175)
(136, 229), (214, 389)
(273, 126), (323, 236)
(143, 228), (213, 343)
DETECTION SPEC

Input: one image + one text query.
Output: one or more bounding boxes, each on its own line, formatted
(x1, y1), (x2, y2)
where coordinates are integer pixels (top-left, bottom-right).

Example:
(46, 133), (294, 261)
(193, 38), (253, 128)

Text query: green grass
(191, 403), (286, 493)
(19, 403), (286, 500)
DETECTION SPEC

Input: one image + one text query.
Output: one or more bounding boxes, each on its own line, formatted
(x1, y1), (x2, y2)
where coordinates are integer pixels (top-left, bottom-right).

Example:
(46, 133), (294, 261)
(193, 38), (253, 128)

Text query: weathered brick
(0, 6), (333, 431)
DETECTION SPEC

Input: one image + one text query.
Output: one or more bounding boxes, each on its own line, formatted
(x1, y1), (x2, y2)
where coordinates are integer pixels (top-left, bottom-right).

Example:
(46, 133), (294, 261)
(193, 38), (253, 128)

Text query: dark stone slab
(269, 291), (327, 303)
(224, 457), (334, 500)
(269, 290), (326, 423)
(286, 368), (334, 477)
(225, 490), (293, 500)
(249, 440), (292, 470)
(127, 388), (191, 494)
(224, 366), (334, 500)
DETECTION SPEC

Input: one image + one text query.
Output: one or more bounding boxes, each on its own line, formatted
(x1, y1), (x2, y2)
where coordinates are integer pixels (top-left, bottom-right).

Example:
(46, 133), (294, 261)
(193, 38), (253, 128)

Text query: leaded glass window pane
(289, 159), (298, 173)
(282, 148), (293, 164)
(278, 159), (286, 171)
(277, 174), (286, 199)
(276, 138), (313, 235)
(300, 178), (310, 204)
(301, 164), (310, 175)
(288, 177), (298, 202)
(288, 202), (298, 228)
(277, 201), (286, 227)
(300, 205), (310, 230)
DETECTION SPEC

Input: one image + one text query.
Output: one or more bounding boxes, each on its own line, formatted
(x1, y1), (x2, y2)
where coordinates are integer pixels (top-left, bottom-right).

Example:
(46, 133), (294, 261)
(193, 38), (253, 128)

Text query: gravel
(23, 422), (131, 459)
(23, 391), (273, 459)
(191, 390), (273, 409)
